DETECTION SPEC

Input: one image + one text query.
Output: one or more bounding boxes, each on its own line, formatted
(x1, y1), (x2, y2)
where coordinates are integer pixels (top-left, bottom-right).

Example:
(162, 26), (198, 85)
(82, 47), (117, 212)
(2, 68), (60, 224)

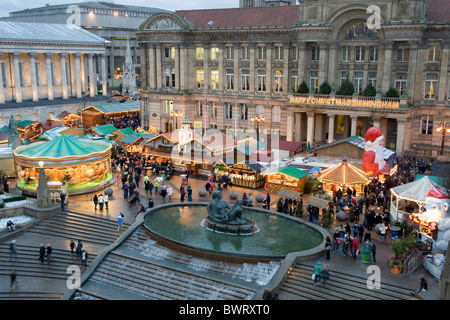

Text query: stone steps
(122, 227), (280, 284)
(0, 292), (64, 300)
(89, 252), (256, 300)
(277, 263), (419, 300)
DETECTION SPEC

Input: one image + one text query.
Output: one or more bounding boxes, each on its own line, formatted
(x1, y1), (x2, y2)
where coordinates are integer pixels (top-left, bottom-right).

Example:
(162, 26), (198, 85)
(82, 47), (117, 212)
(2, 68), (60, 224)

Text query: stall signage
(408, 214), (437, 230)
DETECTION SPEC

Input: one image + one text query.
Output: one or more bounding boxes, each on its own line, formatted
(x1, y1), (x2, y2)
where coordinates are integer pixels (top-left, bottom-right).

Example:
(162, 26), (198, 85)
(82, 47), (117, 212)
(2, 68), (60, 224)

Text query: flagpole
(234, 95), (237, 142)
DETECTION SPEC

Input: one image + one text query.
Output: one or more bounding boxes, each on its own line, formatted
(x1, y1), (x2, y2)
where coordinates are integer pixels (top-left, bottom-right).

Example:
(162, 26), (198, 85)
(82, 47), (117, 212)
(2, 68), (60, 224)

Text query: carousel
(317, 158), (369, 193)
(13, 135), (115, 195)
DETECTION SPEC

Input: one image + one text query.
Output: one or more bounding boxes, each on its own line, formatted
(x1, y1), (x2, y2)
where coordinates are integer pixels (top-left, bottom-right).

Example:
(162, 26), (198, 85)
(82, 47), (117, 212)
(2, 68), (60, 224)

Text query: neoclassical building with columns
(0, 21), (109, 105)
(137, 0), (450, 158)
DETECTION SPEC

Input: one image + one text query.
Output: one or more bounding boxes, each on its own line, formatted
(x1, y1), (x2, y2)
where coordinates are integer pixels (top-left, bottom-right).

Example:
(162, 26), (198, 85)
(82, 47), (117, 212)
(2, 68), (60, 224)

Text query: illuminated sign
(289, 96), (400, 109)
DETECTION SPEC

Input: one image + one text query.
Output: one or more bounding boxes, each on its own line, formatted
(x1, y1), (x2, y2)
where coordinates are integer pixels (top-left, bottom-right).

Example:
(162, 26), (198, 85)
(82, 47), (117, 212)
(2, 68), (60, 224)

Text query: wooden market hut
(52, 111), (82, 127)
(227, 161), (266, 189)
(317, 158), (369, 193)
(263, 166), (309, 193)
(81, 100), (140, 128)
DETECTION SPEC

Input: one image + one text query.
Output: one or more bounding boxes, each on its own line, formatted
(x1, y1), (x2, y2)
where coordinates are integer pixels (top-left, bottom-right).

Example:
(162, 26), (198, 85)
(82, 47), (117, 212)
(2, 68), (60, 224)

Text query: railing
(403, 250), (432, 278)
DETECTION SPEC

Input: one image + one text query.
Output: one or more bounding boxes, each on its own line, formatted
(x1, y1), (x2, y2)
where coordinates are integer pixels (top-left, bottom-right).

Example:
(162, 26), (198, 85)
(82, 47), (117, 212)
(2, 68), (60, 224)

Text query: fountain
(143, 191), (328, 263)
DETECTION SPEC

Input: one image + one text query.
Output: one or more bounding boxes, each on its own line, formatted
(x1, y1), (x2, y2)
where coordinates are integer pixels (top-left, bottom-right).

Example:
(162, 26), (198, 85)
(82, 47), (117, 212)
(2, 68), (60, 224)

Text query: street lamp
(170, 110), (183, 130)
(250, 113), (265, 161)
(437, 122), (450, 155)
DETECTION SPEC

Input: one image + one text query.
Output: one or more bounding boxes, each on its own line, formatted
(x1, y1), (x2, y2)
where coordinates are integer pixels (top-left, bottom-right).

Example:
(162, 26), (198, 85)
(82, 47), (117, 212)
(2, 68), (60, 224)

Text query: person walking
(104, 193), (109, 210)
(9, 239), (17, 262)
(60, 191), (66, 210)
(154, 179), (160, 195)
(313, 262), (322, 286)
(167, 185), (173, 201)
(38, 243), (45, 263)
(81, 249), (89, 270)
(342, 234), (349, 256)
(93, 194), (98, 210)
(160, 186), (167, 203)
(410, 277), (427, 296)
(76, 240), (83, 257)
(380, 222), (388, 242)
(70, 240), (76, 255)
(371, 242), (377, 264)
(148, 180), (154, 196)
(46, 243), (53, 264)
(187, 185), (193, 202)
(117, 212), (124, 231)
(9, 270), (18, 291)
(351, 237), (359, 260)
(325, 236), (332, 260)
(98, 194), (104, 210)
(333, 230), (340, 252)
(321, 266), (330, 288)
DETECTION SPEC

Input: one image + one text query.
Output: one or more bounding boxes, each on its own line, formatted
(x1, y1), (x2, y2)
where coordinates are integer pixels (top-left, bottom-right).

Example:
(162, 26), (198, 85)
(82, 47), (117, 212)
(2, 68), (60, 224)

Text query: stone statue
(8, 115), (19, 138)
(207, 190), (245, 224)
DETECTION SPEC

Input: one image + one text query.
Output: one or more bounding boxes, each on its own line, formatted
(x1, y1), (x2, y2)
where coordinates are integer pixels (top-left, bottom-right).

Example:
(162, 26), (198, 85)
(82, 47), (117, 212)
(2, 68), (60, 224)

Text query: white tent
(390, 176), (448, 221)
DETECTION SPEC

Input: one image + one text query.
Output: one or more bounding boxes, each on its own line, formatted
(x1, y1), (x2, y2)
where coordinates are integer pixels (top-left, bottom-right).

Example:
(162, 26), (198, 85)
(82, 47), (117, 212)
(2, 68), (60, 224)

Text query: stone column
(350, 115), (358, 137)
(148, 44), (156, 90)
(297, 41), (306, 83)
(306, 112), (315, 148)
(381, 41), (394, 94)
(75, 53), (82, 98)
(179, 43), (187, 91)
(175, 44), (180, 90)
(396, 119), (406, 155)
(294, 112), (301, 141)
(155, 44), (162, 89)
(101, 54), (107, 96)
(0, 56), (4, 104)
(266, 42), (273, 94)
(328, 42), (338, 87)
(12, 53), (22, 103)
(109, 47), (115, 79)
(318, 42), (328, 85)
(203, 43), (210, 91)
(438, 44), (449, 102)
(249, 43), (256, 94)
(328, 114), (335, 143)
(372, 115), (381, 128)
(139, 45), (147, 90)
(283, 42), (289, 93)
(29, 53), (39, 102)
(286, 110), (294, 141)
(233, 42), (240, 94)
(60, 53), (68, 99)
(45, 53), (54, 100)
(88, 54), (96, 97)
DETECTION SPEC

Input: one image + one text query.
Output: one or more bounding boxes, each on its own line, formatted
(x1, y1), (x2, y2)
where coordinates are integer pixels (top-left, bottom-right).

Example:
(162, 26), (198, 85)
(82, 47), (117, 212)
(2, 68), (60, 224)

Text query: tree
(385, 87), (399, 98)
(363, 83), (377, 97)
(297, 80), (309, 94)
(338, 78), (354, 96)
(319, 81), (332, 94)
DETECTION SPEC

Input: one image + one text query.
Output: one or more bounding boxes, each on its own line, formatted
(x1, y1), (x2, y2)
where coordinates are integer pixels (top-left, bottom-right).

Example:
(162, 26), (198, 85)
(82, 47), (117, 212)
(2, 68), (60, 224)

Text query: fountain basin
(143, 203), (327, 263)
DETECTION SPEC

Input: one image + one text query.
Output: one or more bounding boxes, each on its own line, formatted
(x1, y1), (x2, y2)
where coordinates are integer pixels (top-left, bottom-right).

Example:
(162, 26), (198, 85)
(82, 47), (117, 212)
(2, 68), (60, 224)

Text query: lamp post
(437, 122), (450, 156)
(170, 110), (182, 130)
(250, 113), (265, 161)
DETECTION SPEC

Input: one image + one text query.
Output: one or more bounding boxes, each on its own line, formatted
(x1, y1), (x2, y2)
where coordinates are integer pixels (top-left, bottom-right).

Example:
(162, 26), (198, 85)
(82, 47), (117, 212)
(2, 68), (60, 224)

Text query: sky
(0, 0), (239, 18)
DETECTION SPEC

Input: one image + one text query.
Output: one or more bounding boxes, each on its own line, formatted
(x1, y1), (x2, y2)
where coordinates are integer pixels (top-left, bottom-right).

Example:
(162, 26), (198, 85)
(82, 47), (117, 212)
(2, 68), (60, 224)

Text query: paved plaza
(0, 167), (441, 300)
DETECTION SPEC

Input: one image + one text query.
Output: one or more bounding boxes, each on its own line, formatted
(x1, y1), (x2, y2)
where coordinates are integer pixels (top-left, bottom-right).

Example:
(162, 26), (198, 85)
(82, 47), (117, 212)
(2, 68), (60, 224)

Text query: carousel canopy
(15, 134), (111, 159)
(391, 176), (449, 203)
(318, 159), (369, 186)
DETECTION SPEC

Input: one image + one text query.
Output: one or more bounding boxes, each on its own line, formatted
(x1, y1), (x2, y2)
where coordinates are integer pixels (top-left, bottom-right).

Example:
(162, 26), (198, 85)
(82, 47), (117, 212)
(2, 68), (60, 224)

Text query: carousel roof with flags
(318, 158), (369, 186)
(15, 134), (111, 159)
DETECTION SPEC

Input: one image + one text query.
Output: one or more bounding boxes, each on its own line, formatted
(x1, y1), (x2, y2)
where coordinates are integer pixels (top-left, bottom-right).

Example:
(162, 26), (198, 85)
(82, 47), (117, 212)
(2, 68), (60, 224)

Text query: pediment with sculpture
(140, 13), (189, 31)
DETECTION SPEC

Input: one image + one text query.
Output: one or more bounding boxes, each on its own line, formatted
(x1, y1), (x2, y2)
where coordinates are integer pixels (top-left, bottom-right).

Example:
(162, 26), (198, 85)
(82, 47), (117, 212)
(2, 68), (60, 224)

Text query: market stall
(221, 161), (266, 189)
(13, 135), (114, 195)
(263, 166), (309, 193)
(317, 158), (369, 193)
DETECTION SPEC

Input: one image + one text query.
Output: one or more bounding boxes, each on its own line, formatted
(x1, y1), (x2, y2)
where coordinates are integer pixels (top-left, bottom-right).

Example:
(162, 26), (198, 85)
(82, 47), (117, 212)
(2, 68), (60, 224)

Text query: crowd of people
(103, 113), (141, 131)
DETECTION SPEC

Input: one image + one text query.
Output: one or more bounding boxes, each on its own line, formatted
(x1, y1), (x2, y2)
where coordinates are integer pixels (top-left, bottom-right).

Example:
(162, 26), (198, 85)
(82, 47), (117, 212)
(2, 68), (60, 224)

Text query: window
(226, 69), (234, 90)
(210, 68), (219, 90)
(354, 72), (364, 95)
(240, 104), (248, 120)
(225, 47), (234, 60)
(290, 47), (298, 61)
(368, 72), (377, 88)
(210, 47), (219, 60)
(341, 46), (350, 61)
(162, 100), (174, 115)
(164, 68), (175, 88)
(311, 46), (320, 61)
(209, 102), (217, 118)
(196, 68), (204, 89)
(274, 46), (283, 61)
(257, 46), (266, 61)
(257, 70), (266, 92)
(0, 62), (6, 88)
(424, 74), (438, 100)
(225, 102), (233, 120)
(242, 46), (249, 60)
(369, 46), (378, 62)
(274, 70), (283, 93)
(256, 105), (264, 115)
(397, 48), (409, 62)
(394, 73), (407, 96)
(195, 101), (203, 117)
(272, 106), (281, 123)
(291, 71), (299, 92)
(421, 115), (433, 135)
(427, 46), (441, 62)
(241, 69), (250, 91)
(355, 46), (365, 62)
(164, 46), (175, 59)
(310, 71), (319, 93)
(340, 71), (349, 87)
(196, 47), (204, 60)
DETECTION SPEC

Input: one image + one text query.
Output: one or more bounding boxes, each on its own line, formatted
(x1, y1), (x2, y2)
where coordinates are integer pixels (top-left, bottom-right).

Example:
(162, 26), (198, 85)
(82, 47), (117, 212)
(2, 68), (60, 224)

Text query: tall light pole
(437, 122), (450, 155)
(251, 113), (265, 161)
(170, 110), (182, 130)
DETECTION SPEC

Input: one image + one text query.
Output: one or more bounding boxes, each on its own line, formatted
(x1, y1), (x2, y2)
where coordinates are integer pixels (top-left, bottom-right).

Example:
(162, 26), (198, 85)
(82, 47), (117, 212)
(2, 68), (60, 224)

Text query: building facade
(137, 0), (450, 158)
(0, 21), (110, 105)
(1, 2), (170, 87)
